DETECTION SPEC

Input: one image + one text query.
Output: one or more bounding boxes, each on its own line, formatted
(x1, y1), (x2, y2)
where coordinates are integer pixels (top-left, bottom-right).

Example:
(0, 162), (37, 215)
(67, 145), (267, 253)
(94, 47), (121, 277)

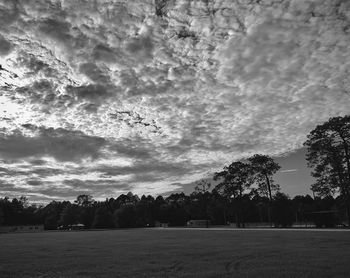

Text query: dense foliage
(304, 115), (350, 224)
(0, 192), (346, 229)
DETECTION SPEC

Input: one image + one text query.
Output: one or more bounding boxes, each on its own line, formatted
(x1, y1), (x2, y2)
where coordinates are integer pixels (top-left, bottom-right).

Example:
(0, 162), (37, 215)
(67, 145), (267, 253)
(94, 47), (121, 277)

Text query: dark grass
(1, 228), (350, 277)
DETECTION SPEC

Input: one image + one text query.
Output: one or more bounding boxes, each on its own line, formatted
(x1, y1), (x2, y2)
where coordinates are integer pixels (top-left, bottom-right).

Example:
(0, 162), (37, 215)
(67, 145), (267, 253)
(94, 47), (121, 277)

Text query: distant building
(155, 221), (169, 228)
(70, 223), (85, 230)
(57, 223), (85, 230)
(187, 220), (210, 228)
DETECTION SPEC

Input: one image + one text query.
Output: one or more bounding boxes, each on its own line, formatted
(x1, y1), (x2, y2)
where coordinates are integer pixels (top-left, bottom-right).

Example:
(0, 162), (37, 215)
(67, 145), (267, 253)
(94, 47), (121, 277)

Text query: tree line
(0, 191), (345, 229)
(0, 115), (349, 229)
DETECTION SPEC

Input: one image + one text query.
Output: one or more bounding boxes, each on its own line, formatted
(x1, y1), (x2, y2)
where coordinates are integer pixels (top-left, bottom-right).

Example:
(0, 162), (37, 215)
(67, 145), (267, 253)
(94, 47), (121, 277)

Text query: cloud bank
(0, 0), (349, 201)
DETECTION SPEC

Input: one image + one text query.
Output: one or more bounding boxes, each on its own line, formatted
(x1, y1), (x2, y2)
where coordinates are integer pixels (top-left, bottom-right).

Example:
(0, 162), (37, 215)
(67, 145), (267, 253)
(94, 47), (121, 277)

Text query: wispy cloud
(280, 169), (298, 173)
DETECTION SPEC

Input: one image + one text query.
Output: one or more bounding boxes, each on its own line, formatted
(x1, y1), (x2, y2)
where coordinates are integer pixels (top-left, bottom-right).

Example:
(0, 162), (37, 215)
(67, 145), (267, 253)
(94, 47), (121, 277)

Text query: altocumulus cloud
(0, 0), (350, 201)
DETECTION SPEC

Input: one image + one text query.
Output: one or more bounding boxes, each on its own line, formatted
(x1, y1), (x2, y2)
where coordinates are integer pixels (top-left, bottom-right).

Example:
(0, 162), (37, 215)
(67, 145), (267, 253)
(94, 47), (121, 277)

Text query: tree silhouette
(114, 204), (137, 228)
(248, 154), (281, 225)
(214, 161), (253, 227)
(304, 115), (350, 225)
(59, 203), (79, 227)
(248, 154), (281, 201)
(194, 179), (211, 193)
(0, 207), (4, 226)
(194, 179), (211, 227)
(92, 206), (114, 229)
(136, 195), (156, 227)
(74, 195), (94, 207)
(271, 192), (294, 227)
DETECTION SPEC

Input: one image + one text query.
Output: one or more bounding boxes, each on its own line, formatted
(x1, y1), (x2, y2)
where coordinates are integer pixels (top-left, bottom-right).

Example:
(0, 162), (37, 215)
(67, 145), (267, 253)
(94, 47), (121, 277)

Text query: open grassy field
(0, 228), (350, 278)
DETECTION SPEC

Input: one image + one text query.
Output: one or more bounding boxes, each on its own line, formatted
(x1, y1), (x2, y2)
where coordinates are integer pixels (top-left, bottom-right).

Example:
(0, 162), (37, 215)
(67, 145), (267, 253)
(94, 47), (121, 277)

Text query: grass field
(1, 228), (350, 277)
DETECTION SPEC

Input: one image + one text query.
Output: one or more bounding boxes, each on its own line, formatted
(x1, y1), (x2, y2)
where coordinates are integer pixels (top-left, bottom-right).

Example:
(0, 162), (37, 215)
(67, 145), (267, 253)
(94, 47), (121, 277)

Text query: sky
(0, 0), (349, 202)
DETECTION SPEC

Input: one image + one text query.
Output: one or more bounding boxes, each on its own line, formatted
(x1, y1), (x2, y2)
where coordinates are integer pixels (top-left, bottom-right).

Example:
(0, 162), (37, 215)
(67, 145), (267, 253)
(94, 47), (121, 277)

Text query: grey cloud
(93, 44), (117, 64)
(92, 158), (203, 185)
(15, 79), (57, 106)
(14, 79), (114, 112)
(38, 18), (72, 47)
(79, 62), (111, 84)
(0, 127), (106, 162)
(31, 79), (53, 92)
(15, 53), (59, 81)
(0, 180), (18, 192)
(116, 69), (173, 97)
(108, 139), (155, 160)
(81, 103), (99, 113)
(66, 84), (111, 102)
(30, 167), (65, 177)
(29, 159), (47, 165)
(0, 167), (27, 177)
(125, 35), (154, 62)
(62, 179), (132, 196)
(26, 180), (43, 186)
(0, 0), (19, 29)
(0, 34), (13, 56)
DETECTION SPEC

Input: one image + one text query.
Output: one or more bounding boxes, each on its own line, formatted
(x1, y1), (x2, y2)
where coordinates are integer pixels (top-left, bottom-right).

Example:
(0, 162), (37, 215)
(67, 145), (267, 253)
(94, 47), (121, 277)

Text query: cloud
(280, 169), (298, 173)
(0, 0), (350, 201)
(0, 0), (19, 29)
(37, 19), (72, 47)
(92, 44), (117, 64)
(78, 63), (111, 84)
(0, 126), (106, 162)
(0, 34), (13, 56)
(124, 35), (154, 63)
(65, 84), (111, 102)
(15, 53), (59, 78)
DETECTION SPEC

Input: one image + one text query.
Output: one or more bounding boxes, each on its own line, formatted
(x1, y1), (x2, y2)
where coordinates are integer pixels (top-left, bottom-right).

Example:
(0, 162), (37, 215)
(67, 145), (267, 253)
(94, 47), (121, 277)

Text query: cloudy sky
(0, 0), (349, 202)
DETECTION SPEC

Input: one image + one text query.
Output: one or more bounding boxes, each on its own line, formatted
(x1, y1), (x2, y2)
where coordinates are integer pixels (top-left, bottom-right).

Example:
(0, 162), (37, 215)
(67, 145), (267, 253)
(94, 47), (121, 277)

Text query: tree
(40, 201), (64, 230)
(248, 154), (281, 201)
(214, 161), (254, 227)
(59, 203), (79, 226)
(207, 189), (228, 225)
(165, 193), (189, 226)
(292, 195), (314, 223)
(75, 195), (94, 207)
(116, 192), (139, 206)
(0, 207), (3, 226)
(92, 206), (114, 229)
(312, 196), (337, 228)
(214, 162), (253, 199)
(304, 115), (350, 225)
(44, 215), (58, 230)
(79, 206), (95, 229)
(194, 179), (211, 227)
(136, 195), (156, 227)
(271, 193), (294, 227)
(194, 179), (211, 193)
(248, 154), (281, 225)
(114, 205), (137, 228)
(74, 195), (95, 228)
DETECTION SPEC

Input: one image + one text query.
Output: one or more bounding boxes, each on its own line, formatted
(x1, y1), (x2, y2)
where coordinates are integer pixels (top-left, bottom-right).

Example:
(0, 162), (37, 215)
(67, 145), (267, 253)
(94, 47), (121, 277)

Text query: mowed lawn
(1, 228), (350, 278)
